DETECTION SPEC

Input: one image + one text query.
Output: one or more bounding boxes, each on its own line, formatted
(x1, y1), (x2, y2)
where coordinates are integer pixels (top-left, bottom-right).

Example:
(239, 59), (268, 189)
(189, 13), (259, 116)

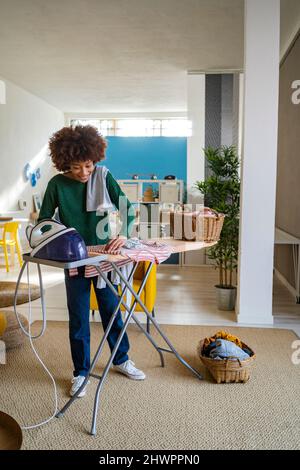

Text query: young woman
(38, 125), (145, 397)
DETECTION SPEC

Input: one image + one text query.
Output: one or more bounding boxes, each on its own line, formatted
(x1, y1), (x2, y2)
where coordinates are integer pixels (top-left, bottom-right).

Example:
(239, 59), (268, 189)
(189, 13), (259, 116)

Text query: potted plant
(195, 146), (240, 310)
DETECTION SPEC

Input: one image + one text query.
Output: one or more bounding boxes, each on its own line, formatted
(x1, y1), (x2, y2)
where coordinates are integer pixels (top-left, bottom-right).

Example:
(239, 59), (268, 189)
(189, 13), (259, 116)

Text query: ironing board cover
(68, 239), (172, 278)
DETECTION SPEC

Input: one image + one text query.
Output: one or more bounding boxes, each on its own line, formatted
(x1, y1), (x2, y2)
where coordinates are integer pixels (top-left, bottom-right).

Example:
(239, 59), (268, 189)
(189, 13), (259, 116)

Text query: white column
(236, 0), (280, 324)
(238, 73), (244, 162)
(185, 73), (206, 265)
(0, 80), (6, 104)
(187, 73), (205, 204)
(232, 73), (241, 152)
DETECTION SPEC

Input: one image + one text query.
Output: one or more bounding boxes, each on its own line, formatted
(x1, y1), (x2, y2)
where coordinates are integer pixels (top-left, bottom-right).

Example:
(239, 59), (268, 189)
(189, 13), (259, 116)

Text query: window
(115, 119), (158, 137)
(70, 119), (114, 136)
(70, 118), (192, 137)
(161, 119), (192, 137)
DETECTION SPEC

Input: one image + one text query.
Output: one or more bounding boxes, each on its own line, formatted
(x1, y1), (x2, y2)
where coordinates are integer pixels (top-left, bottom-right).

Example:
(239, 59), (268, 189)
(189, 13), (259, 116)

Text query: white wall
(0, 78), (64, 222)
(236, 0), (280, 324)
(184, 73), (206, 265)
(281, 0), (300, 59)
(186, 73), (205, 205)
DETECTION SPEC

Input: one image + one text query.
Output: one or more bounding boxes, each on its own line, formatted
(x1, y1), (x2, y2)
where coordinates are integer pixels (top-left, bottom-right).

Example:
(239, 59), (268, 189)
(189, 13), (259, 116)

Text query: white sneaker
(114, 360), (146, 380)
(70, 375), (90, 397)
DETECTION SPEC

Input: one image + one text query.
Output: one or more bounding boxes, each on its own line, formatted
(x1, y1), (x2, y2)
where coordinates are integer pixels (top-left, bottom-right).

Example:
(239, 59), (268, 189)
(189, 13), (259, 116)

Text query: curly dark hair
(49, 125), (107, 172)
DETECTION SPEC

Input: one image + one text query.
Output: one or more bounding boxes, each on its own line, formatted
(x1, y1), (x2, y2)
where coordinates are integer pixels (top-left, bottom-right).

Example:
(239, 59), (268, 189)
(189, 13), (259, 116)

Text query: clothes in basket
(209, 339), (250, 361)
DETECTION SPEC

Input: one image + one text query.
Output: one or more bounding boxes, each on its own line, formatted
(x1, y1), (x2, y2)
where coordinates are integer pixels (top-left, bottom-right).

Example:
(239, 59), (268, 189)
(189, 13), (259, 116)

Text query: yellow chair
(90, 261), (157, 333)
(0, 222), (23, 272)
(0, 312), (7, 336)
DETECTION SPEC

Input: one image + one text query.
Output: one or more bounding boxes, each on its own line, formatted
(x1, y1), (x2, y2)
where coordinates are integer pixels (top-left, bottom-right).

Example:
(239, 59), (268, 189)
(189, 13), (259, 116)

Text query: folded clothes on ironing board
(68, 238), (172, 289)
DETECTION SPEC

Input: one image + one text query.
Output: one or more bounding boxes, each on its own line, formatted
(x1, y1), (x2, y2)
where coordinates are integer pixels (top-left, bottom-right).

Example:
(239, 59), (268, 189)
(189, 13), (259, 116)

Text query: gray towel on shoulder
(86, 166), (115, 213)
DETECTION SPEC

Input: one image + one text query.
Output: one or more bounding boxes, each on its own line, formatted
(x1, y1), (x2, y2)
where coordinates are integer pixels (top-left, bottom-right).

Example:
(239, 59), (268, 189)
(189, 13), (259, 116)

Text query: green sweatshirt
(38, 171), (135, 245)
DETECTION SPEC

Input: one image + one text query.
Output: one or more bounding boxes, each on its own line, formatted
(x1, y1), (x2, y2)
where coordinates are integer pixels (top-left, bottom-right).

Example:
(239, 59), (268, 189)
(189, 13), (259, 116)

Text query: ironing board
(22, 239), (216, 436)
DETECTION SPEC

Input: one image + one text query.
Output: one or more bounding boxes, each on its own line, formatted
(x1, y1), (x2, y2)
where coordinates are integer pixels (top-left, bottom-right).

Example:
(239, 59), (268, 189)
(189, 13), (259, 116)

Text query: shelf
(139, 201), (160, 204)
(118, 178), (183, 205)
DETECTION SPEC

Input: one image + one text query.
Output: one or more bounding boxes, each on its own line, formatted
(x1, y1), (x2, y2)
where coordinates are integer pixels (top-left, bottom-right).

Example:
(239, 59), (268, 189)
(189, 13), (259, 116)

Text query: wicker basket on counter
(169, 207), (224, 242)
(198, 339), (256, 384)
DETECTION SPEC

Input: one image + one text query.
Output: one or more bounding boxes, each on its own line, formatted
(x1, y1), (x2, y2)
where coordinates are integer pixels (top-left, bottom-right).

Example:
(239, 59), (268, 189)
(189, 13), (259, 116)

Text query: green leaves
(195, 146), (240, 287)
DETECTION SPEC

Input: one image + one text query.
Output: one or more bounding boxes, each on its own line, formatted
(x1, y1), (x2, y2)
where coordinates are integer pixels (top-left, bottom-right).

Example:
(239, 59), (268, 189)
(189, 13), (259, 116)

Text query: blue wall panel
(102, 137), (187, 182)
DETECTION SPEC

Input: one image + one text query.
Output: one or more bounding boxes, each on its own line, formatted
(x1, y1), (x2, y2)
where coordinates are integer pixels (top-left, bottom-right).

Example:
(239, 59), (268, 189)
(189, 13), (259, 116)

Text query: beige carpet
(1, 322), (300, 450)
(0, 281), (41, 308)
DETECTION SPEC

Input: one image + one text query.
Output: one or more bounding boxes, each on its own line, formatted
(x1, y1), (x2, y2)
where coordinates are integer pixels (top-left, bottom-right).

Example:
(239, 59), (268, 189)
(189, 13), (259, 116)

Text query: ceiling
(0, 0), (298, 113)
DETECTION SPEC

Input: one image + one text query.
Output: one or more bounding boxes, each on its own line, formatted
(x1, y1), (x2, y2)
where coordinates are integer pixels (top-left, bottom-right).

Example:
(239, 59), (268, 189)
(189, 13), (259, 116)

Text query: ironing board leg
(58, 255), (202, 436)
(89, 261), (156, 435)
(111, 262), (203, 381)
(90, 303), (137, 435)
(57, 261), (156, 434)
(56, 262), (139, 418)
(131, 313), (165, 367)
(98, 262), (165, 368)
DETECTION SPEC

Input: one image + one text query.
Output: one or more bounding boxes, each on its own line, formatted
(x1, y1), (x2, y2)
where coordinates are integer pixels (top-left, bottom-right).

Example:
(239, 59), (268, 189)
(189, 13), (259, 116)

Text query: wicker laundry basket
(170, 207), (224, 242)
(198, 339), (256, 384)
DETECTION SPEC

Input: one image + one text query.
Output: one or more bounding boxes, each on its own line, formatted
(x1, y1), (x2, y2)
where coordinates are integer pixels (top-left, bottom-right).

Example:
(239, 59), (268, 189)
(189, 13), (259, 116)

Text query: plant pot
(215, 285), (237, 311)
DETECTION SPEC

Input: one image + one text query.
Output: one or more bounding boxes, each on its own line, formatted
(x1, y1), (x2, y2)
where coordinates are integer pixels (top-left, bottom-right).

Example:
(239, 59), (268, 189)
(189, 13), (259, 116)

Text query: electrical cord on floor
(14, 262), (58, 430)
(14, 261), (47, 339)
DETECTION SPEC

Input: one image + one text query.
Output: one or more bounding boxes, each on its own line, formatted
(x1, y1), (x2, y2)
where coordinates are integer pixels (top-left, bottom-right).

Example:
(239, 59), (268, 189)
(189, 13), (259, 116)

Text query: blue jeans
(64, 268), (129, 377)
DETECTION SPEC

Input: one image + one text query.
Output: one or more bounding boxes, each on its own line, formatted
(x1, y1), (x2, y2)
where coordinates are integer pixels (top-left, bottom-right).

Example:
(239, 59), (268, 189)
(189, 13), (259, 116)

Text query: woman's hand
(104, 236), (127, 254)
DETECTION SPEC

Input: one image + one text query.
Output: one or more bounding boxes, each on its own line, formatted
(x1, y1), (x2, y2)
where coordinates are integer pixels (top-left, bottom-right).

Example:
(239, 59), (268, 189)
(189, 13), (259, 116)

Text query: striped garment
(68, 240), (172, 279)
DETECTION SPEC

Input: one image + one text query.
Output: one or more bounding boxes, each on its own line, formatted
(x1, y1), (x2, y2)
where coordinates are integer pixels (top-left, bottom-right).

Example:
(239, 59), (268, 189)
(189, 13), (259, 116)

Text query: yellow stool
(90, 261), (157, 333)
(0, 222), (23, 272)
(0, 312), (7, 336)
(0, 310), (28, 349)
